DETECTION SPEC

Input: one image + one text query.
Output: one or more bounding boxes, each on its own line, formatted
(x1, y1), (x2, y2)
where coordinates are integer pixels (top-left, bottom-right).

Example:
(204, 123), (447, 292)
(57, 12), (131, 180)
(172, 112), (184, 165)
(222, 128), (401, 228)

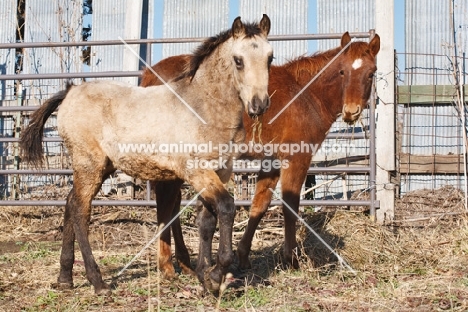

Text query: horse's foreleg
(237, 167), (280, 269)
(171, 191), (195, 276)
(194, 200), (216, 282)
(55, 189), (76, 289)
(204, 193), (235, 292)
(187, 170), (235, 293)
(280, 155), (311, 269)
(154, 179), (188, 278)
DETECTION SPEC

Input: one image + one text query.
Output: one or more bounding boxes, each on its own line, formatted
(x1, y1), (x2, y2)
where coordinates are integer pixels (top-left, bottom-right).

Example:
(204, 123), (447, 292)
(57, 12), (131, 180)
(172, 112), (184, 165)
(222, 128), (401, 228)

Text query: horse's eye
(368, 73), (375, 79)
(339, 69), (345, 76)
(233, 56), (244, 70)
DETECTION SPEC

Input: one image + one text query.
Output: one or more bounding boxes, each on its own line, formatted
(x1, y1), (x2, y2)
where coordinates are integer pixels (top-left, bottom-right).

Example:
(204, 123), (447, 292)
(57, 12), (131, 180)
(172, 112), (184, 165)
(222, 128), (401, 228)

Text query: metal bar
(0, 169), (72, 174)
(0, 166), (370, 175)
(146, 180), (151, 201)
(0, 132), (365, 142)
(0, 137), (62, 142)
(0, 32), (371, 50)
(232, 167), (370, 174)
(369, 30), (377, 218)
(0, 71), (142, 81)
(0, 199), (379, 207)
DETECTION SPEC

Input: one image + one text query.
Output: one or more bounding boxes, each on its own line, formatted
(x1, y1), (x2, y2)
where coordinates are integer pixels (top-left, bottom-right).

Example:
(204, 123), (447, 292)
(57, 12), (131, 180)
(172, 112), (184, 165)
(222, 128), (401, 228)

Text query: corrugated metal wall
(23, 0), (83, 99)
(239, 0), (308, 64)
(0, 1), (17, 194)
(405, 0), (467, 85)
(91, 0), (153, 85)
(21, 0), (84, 165)
(161, 0), (308, 65)
(0, 0), (17, 103)
(317, 0), (375, 51)
(91, 0), (126, 74)
(162, 0), (229, 58)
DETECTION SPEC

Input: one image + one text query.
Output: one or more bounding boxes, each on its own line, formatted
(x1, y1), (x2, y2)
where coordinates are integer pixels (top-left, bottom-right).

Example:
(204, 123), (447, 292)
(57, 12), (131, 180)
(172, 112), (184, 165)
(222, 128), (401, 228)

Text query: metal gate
(0, 32), (379, 216)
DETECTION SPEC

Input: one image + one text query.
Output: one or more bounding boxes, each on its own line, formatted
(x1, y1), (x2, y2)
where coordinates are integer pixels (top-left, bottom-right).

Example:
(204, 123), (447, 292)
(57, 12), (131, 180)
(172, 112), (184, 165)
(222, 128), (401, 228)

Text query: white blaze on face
(352, 58), (363, 70)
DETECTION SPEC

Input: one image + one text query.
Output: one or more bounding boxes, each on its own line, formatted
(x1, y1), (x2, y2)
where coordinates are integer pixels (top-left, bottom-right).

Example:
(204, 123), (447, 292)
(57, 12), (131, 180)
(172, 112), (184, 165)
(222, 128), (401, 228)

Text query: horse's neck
(181, 48), (244, 130)
(283, 52), (344, 126)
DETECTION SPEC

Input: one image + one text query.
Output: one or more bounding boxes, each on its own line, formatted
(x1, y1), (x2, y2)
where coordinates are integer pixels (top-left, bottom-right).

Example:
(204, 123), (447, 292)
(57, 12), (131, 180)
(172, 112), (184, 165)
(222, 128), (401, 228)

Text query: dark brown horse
(20, 15), (273, 295)
(141, 32), (380, 273)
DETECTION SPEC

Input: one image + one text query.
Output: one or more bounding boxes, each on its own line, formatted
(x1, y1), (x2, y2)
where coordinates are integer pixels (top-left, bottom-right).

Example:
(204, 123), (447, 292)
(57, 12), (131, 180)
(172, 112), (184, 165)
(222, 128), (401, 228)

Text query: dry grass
(1, 186), (468, 311)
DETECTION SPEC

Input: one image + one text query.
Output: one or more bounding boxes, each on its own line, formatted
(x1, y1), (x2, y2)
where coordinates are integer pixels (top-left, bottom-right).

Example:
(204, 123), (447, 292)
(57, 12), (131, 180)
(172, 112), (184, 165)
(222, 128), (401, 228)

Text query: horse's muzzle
(248, 95), (270, 117)
(342, 104), (362, 124)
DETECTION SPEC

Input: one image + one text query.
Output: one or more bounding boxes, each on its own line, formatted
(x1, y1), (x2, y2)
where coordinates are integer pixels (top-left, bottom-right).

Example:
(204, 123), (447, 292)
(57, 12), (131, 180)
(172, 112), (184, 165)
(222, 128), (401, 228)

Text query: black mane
(175, 21), (264, 81)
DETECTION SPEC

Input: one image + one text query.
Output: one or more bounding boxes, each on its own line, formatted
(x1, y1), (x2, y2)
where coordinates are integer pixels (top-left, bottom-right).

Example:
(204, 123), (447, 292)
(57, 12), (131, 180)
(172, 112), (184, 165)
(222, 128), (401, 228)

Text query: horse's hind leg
(154, 179), (193, 278)
(55, 189), (77, 289)
(171, 190), (196, 276)
(237, 167), (280, 269)
(60, 154), (114, 295)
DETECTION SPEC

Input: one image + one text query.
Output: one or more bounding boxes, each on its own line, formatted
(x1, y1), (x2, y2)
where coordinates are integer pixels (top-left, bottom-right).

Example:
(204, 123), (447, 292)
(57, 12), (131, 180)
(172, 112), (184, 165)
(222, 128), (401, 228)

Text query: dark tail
(20, 83), (74, 168)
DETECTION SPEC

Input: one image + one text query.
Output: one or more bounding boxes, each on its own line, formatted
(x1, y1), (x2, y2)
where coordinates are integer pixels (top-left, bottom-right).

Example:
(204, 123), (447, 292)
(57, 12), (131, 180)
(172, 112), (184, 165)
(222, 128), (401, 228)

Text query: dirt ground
(0, 185), (467, 311)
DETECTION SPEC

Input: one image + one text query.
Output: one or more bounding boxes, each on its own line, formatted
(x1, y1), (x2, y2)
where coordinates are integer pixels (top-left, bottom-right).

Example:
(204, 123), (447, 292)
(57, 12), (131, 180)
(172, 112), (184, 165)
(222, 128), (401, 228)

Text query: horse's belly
(113, 155), (179, 181)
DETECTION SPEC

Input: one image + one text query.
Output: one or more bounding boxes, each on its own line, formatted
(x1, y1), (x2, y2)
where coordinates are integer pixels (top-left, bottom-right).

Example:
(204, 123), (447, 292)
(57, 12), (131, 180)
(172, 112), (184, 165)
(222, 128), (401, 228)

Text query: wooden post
(375, 1), (396, 222)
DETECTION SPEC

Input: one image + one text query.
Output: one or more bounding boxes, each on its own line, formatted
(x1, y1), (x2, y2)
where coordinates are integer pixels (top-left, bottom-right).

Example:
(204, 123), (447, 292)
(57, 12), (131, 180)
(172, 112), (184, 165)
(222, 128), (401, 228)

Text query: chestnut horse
(20, 15), (273, 295)
(141, 32), (380, 273)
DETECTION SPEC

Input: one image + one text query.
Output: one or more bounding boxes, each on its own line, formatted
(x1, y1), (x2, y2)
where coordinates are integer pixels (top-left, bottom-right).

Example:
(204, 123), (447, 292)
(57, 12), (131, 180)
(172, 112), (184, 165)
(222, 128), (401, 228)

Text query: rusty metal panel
(162, 0), (229, 58)
(239, 0), (308, 64)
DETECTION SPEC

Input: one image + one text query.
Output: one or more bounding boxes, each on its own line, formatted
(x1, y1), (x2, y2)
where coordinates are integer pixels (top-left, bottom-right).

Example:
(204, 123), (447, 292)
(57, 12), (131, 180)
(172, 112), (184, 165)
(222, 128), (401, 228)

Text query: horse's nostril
(343, 104), (361, 116)
(353, 106), (361, 116)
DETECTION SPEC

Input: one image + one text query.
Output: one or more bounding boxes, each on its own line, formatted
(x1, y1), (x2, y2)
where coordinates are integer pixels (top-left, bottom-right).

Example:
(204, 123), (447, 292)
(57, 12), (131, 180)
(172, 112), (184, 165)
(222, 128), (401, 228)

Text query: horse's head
(230, 14), (273, 117)
(339, 32), (380, 124)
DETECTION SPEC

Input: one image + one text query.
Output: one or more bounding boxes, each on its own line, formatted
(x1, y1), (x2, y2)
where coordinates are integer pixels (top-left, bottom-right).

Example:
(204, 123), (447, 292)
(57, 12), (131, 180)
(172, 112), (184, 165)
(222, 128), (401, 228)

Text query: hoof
(160, 266), (176, 280)
(283, 253), (300, 270)
(52, 281), (74, 290)
(179, 264), (197, 277)
(94, 283), (112, 296)
(203, 267), (221, 293)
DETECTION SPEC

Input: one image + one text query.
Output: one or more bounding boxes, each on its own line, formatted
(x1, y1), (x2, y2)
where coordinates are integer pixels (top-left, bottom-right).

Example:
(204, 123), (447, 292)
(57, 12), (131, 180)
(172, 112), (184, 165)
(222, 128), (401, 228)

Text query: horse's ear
(259, 14), (271, 36)
(232, 16), (245, 38)
(341, 32), (351, 48)
(369, 34), (381, 57)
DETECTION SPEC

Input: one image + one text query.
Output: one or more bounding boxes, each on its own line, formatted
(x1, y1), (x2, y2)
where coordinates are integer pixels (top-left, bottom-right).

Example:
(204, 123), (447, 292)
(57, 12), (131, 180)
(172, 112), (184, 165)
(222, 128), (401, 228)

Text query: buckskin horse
(141, 31), (380, 274)
(20, 15), (273, 294)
